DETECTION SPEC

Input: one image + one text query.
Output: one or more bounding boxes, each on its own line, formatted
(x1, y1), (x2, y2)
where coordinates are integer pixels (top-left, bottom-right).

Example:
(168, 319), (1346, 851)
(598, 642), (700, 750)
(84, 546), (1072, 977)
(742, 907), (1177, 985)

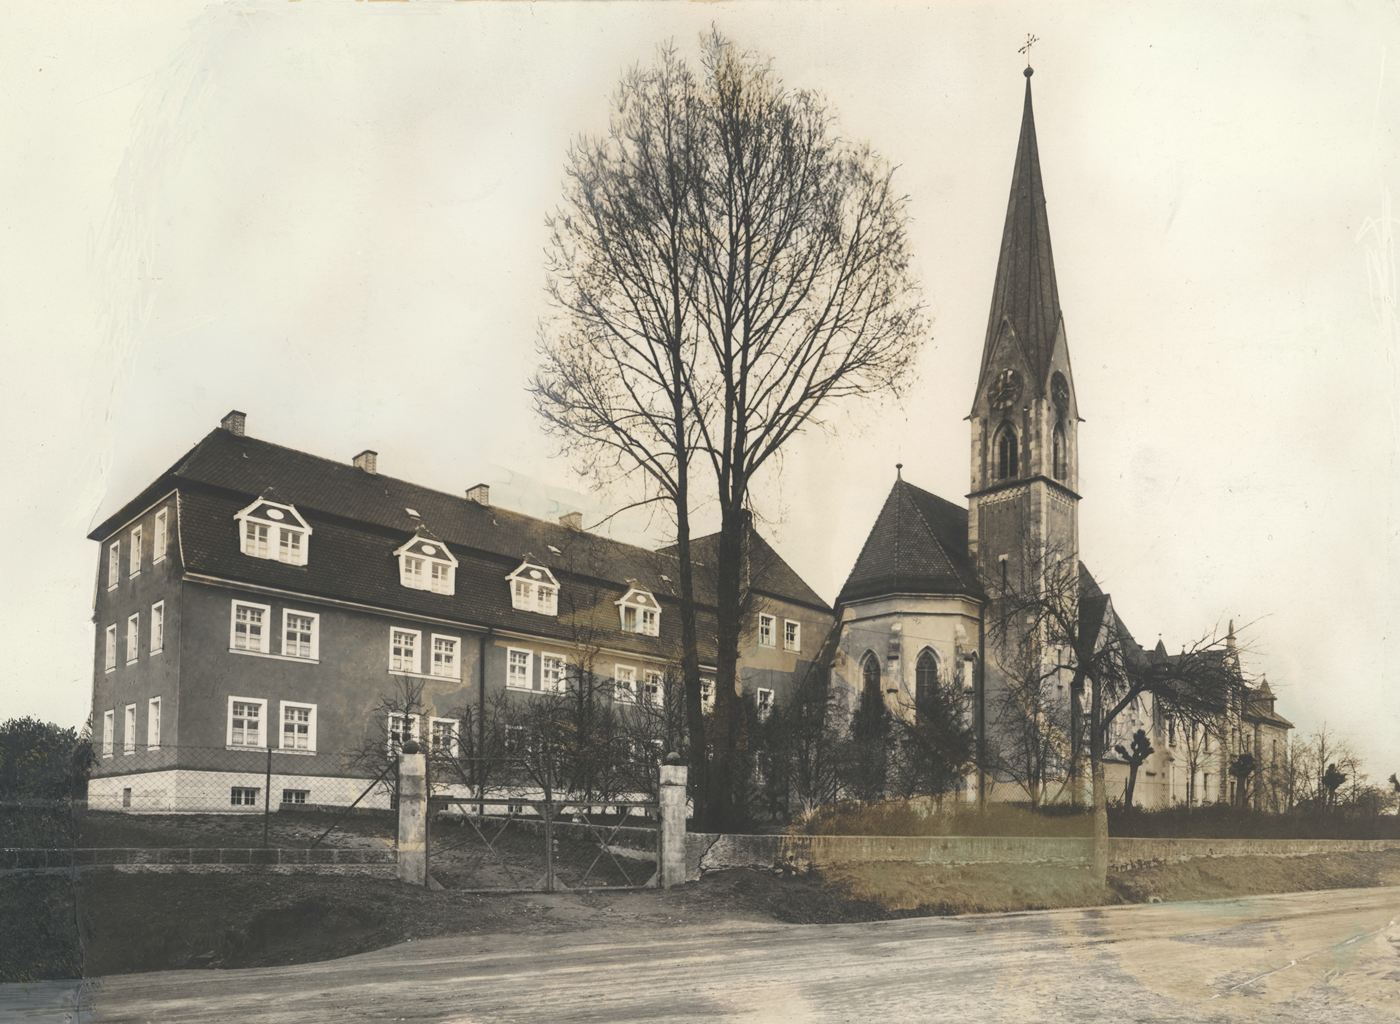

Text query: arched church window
(993, 422), (1018, 481)
(860, 651), (881, 698)
(1052, 422), (1068, 480)
(915, 648), (939, 709)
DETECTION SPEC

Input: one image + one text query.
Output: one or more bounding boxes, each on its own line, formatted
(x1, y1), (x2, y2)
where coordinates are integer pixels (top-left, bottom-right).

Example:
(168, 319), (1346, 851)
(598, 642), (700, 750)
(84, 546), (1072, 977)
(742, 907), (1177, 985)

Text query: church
(829, 66), (1293, 809)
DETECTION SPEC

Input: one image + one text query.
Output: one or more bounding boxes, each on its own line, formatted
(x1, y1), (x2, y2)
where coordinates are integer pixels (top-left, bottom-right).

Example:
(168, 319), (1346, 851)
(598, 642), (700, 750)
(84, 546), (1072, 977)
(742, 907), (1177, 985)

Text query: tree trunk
(1068, 680), (1082, 810)
(1089, 672), (1108, 887)
(671, 456), (706, 828)
(1124, 763), (1138, 808)
(708, 499), (747, 830)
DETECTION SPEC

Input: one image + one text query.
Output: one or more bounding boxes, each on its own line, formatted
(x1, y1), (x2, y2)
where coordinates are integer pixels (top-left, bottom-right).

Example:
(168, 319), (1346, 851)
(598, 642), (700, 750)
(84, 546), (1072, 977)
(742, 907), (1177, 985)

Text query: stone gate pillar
(658, 753), (688, 889)
(398, 742), (428, 886)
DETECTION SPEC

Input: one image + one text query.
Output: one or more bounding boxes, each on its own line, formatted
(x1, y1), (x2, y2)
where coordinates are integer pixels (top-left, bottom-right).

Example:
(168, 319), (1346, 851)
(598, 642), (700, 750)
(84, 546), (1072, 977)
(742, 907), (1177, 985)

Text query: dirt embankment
(6, 851), (1400, 981)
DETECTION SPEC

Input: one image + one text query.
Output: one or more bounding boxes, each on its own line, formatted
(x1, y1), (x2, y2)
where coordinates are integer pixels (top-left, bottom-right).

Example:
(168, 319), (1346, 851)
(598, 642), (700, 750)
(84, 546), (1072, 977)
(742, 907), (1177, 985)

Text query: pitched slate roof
(89, 427), (828, 656)
(662, 525), (830, 613)
(974, 70), (1064, 404)
(836, 477), (981, 606)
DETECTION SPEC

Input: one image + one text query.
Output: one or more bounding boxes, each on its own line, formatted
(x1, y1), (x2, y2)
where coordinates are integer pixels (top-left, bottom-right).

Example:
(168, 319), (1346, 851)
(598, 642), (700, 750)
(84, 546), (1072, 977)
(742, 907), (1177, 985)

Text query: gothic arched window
(915, 648), (939, 710)
(1052, 422), (1068, 480)
(993, 422), (1019, 481)
(860, 651), (881, 698)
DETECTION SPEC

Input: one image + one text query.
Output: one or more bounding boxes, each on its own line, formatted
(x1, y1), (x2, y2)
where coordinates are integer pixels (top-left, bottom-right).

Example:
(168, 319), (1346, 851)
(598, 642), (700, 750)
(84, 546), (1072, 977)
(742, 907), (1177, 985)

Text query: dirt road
(6, 885), (1399, 1023)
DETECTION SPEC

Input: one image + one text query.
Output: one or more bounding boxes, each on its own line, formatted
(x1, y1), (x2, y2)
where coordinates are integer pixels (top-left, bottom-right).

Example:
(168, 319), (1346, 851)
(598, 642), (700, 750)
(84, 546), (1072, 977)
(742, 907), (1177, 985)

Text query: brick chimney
(353, 450), (378, 474)
(221, 410), (246, 436)
(465, 483), (490, 505)
(559, 511), (583, 531)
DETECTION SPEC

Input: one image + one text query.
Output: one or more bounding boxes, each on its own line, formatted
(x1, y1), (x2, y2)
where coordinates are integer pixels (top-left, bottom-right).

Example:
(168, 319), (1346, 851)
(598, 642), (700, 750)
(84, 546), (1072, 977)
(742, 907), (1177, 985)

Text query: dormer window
(507, 561), (559, 615)
(235, 499), (311, 566)
(396, 535), (457, 595)
(617, 587), (660, 636)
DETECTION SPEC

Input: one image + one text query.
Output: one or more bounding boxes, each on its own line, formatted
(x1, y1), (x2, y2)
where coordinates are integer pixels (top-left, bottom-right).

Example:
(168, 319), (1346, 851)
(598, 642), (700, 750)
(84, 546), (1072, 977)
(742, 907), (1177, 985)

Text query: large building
(88, 67), (1292, 815)
(830, 67), (1293, 808)
(87, 412), (830, 811)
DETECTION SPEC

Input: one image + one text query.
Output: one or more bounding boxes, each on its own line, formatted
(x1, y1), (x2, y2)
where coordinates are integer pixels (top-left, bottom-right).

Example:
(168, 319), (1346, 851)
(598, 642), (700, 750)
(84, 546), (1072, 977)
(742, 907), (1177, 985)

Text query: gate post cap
(663, 751), (684, 766)
(401, 739), (421, 755)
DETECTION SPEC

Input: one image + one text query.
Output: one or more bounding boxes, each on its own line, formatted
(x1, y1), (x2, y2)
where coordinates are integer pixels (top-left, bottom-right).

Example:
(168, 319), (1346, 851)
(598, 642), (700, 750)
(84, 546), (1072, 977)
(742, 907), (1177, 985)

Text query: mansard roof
(836, 477), (981, 606)
(975, 70), (1065, 404)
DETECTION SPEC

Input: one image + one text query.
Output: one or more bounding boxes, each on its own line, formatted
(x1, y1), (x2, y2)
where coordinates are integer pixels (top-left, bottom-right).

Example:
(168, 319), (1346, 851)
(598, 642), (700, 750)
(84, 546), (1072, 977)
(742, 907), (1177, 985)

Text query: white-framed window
(387, 712), (420, 753)
(281, 609), (319, 660)
(390, 628), (421, 674)
(153, 508), (168, 563)
(235, 498), (311, 566)
(642, 670), (664, 706)
(227, 696), (267, 748)
(756, 688), (775, 719)
(541, 653), (568, 693)
(431, 635), (460, 678)
(280, 701), (316, 752)
(396, 536), (458, 595)
(784, 619), (801, 652)
(147, 697), (161, 750)
(506, 647), (533, 690)
(614, 664), (637, 703)
(231, 787), (259, 807)
(758, 613), (776, 648)
(128, 525), (142, 578)
(150, 602), (165, 655)
(107, 541), (120, 591)
(700, 676), (715, 712)
(506, 561), (559, 615)
(282, 789), (309, 805)
(123, 704), (136, 754)
(125, 613), (140, 664)
(101, 709), (114, 757)
(429, 717), (460, 756)
(104, 624), (117, 672)
(617, 587), (660, 636)
(229, 600), (271, 654)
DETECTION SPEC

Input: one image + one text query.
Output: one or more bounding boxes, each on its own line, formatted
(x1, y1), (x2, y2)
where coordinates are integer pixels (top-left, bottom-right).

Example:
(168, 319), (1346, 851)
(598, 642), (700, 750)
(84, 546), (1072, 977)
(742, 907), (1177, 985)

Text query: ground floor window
(281, 789), (309, 805)
(756, 688), (774, 719)
(230, 786), (259, 807)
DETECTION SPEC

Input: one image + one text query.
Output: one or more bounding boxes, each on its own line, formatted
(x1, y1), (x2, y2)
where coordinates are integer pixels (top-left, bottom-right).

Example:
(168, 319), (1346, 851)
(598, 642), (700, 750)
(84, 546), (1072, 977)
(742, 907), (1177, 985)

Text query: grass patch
(795, 800), (1092, 838)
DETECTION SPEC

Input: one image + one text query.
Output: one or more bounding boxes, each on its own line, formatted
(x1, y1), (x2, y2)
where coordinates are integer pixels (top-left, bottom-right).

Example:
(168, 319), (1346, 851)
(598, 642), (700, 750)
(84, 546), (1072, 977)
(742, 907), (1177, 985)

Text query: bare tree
(988, 540), (1251, 882)
(534, 30), (925, 828)
(1116, 728), (1155, 808)
(989, 641), (1071, 808)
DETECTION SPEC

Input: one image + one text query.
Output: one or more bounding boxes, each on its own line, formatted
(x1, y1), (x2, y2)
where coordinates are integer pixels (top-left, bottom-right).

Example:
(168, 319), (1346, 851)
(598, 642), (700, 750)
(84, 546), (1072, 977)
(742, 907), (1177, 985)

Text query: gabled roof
(660, 523), (830, 613)
(975, 70), (1065, 405)
(836, 477), (981, 606)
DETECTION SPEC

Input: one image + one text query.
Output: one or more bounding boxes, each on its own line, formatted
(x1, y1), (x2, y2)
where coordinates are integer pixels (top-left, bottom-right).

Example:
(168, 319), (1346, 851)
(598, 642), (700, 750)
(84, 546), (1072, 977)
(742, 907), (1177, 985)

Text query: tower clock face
(989, 368), (1022, 411)
(1051, 372), (1069, 413)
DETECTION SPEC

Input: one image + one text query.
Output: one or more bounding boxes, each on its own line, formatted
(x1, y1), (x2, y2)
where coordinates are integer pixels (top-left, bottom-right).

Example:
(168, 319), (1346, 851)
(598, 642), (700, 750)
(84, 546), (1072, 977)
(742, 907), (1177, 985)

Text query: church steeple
(974, 67), (1065, 404)
(967, 66), (1080, 573)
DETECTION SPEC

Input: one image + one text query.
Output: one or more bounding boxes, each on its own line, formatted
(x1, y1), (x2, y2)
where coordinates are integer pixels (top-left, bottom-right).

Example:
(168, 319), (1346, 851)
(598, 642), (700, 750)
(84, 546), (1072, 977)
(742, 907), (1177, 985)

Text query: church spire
(975, 68), (1064, 400)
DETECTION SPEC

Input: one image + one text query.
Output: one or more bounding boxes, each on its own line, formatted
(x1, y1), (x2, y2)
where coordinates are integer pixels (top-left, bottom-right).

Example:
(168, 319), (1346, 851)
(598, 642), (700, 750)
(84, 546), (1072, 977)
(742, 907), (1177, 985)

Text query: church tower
(967, 67), (1081, 593)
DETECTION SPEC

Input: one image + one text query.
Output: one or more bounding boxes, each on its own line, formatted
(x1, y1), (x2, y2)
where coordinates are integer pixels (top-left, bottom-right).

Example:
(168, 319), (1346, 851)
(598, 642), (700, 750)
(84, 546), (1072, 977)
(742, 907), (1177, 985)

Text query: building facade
(88, 412), (831, 812)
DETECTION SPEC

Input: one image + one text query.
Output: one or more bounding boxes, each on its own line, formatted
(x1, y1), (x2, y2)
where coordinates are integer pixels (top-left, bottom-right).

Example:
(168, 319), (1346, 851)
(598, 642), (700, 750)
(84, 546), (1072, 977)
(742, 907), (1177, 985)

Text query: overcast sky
(2, 1), (1397, 778)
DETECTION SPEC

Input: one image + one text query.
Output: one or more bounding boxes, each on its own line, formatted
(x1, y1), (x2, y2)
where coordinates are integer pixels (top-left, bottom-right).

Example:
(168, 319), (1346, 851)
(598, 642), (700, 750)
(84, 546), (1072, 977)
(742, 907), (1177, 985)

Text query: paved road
(6, 886), (1399, 1023)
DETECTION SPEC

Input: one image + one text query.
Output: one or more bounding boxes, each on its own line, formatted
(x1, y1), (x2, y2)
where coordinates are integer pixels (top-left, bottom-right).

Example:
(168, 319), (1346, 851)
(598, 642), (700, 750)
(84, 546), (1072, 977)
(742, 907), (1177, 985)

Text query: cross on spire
(1018, 33), (1039, 73)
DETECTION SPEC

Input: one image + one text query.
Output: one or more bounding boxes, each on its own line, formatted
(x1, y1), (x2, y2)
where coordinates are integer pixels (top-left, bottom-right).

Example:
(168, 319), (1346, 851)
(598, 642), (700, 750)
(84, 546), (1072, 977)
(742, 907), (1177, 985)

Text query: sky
(2, 1), (1397, 779)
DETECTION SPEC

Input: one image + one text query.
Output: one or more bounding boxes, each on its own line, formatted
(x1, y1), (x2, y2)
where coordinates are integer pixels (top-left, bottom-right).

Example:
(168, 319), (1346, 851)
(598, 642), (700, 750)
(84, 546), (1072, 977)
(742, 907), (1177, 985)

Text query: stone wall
(684, 832), (1400, 881)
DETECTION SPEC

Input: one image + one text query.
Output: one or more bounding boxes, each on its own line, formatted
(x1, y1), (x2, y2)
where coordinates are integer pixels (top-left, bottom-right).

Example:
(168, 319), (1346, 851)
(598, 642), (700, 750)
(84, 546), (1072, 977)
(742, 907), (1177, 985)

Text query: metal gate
(427, 797), (659, 893)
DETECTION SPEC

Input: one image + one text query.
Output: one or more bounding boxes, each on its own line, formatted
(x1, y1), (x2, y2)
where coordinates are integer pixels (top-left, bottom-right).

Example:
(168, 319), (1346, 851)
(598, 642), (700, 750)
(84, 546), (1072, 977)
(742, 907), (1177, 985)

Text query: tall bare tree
(535, 31), (925, 828)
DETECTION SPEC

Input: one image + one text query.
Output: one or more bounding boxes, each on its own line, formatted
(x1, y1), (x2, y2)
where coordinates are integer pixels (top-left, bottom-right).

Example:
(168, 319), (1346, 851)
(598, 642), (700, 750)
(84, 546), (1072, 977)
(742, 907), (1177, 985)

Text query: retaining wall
(685, 832), (1400, 881)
